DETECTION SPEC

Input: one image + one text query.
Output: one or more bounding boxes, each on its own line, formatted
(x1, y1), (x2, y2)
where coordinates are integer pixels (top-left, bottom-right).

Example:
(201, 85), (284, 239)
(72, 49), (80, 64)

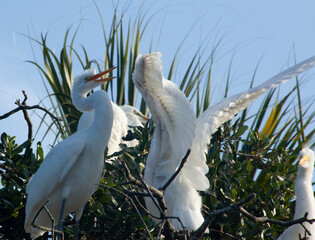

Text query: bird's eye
(84, 76), (91, 82)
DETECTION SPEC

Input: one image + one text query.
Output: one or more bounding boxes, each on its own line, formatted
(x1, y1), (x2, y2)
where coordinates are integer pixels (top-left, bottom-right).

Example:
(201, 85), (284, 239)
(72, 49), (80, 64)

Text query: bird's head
(298, 147), (314, 170)
(120, 105), (150, 124)
(73, 67), (116, 95)
(133, 109), (150, 124)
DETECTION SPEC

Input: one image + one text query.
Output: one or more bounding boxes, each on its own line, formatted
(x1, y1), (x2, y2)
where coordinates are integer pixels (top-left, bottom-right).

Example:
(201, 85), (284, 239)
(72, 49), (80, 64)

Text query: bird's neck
(294, 167), (315, 219)
(76, 91), (113, 142)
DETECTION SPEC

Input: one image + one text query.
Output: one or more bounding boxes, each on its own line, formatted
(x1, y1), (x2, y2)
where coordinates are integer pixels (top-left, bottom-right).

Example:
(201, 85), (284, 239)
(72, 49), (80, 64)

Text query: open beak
(299, 155), (310, 165)
(87, 67), (117, 83)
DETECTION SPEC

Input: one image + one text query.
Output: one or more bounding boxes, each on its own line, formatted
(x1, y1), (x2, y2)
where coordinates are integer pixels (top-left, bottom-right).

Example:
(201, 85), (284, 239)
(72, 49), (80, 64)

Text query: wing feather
(133, 52), (206, 230)
(185, 55), (315, 191)
(200, 55), (315, 139)
(25, 135), (85, 231)
(133, 52), (195, 164)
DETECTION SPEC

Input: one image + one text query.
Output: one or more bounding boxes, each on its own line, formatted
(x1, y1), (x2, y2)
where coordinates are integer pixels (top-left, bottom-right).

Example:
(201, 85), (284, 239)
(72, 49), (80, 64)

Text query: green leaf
(234, 125), (249, 138)
(36, 142), (44, 160)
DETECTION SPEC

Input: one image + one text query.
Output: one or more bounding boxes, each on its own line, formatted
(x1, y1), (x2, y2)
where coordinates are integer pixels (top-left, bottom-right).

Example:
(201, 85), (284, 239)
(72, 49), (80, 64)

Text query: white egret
(24, 67), (116, 239)
(278, 147), (315, 240)
(133, 52), (315, 231)
(78, 104), (148, 154)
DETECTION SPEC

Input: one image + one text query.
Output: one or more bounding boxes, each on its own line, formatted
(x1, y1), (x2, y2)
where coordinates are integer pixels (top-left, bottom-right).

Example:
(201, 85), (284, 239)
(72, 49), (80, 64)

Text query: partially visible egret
(133, 52), (315, 230)
(278, 147), (315, 240)
(24, 68), (116, 239)
(78, 104), (148, 154)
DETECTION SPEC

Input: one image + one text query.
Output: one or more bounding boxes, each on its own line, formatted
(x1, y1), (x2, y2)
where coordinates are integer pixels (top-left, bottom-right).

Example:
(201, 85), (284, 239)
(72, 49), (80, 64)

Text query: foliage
(0, 133), (44, 239)
(1, 90), (314, 239)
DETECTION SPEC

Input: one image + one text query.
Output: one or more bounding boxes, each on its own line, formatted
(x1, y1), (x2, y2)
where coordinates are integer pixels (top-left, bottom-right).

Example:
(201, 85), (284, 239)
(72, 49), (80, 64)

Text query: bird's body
(133, 53), (207, 230)
(25, 68), (115, 238)
(278, 148), (315, 240)
(133, 52), (315, 231)
(78, 103), (147, 155)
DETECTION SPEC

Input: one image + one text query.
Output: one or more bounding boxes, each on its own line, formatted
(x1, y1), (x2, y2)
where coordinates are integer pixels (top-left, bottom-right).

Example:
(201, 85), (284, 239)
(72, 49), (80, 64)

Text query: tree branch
(239, 207), (315, 236)
(122, 160), (165, 215)
(102, 149), (193, 239)
(0, 91), (65, 137)
(194, 193), (256, 238)
(18, 91), (33, 151)
(122, 160), (177, 237)
(100, 184), (153, 240)
(116, 156), (204, 239)
(160, 149), (191, 192)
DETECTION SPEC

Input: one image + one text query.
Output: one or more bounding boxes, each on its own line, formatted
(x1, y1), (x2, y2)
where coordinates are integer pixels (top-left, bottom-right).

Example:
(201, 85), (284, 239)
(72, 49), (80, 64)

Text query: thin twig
(19, 91), (33, 152)
(0, 91), (65, 136)
(207, 228), (241, 240)
(194, 193), (256, 238)
(31, 199), (63, 239)
(122, 160), (165, 216)
(134, 167), (176, 238)
(116, 160), (180, 238)
(239, 207), (315, 236)
(110, 151), (192, 239)
(156, 220), (165, 240)
(160, 149), (191, 192)
(100, 184), (153, 240)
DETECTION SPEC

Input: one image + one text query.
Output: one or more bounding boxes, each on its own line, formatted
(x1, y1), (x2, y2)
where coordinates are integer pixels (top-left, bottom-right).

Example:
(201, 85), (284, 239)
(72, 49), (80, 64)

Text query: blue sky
(0, 0), (314, 150)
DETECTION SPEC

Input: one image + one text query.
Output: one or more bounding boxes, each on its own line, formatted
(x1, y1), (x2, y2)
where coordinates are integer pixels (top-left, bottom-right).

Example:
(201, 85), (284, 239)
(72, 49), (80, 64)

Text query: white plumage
(77, 103), (148, 154)
(24, 68), (115, 239)
(278, 147), (315, 240)
(133, 52), (315, 231)
(133, 52), (198, 230)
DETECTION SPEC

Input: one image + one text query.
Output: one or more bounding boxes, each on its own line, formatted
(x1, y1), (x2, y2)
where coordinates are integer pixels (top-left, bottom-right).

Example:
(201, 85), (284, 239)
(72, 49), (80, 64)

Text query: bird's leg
(56, 198), (66, 240)
(73, 220), (80, 240)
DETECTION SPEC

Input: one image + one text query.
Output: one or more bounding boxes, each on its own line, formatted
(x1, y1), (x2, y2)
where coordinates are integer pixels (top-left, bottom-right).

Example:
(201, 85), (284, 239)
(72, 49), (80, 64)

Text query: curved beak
(134, 111), (150, 123)
(299, 155), (310, 165)
(87, 67), (117, 82)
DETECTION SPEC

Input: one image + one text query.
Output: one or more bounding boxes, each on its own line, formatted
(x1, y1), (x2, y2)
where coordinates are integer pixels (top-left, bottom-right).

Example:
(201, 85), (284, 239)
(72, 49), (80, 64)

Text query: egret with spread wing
(278, 147), (315, 240)
(24, 68), (116, 239)
(133, 52), (315, 231)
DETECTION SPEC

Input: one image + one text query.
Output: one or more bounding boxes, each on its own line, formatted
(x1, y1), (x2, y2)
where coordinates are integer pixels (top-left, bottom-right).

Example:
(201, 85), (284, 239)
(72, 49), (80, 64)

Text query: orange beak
(299, 156), (310, 165)
(141, 115), (150, 121)
(135, 112), (150, 121)
(87, 67), (117, 83)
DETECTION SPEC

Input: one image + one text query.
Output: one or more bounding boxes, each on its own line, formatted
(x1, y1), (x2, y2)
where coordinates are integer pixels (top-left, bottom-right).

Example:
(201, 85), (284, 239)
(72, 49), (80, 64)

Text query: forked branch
(0, 91), (65, 137)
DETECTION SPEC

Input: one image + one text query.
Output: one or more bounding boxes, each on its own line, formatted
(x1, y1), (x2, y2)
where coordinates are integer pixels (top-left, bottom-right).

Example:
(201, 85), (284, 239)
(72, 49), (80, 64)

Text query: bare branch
(102, 150), (192, 239)
(194, 193), (256, 238)
(160, 149), (191, 192)
(194, 192), (315, 239)
(239, 207), (315, 236)
(208, 228), (241, 240)
(31, 199), (63, 240)
(122, 160), (165, 215)
(108, 158), (196, 239)
(19, 91), (33, 150)
(100, 184), (153, 240)
(0, 91), (65, 136)
(123, 162), (176, 237)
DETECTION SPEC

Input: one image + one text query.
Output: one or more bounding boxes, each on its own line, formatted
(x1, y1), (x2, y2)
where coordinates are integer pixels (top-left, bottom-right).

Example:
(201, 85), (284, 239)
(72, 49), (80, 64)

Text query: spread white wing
(191, 56), (315, 190)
